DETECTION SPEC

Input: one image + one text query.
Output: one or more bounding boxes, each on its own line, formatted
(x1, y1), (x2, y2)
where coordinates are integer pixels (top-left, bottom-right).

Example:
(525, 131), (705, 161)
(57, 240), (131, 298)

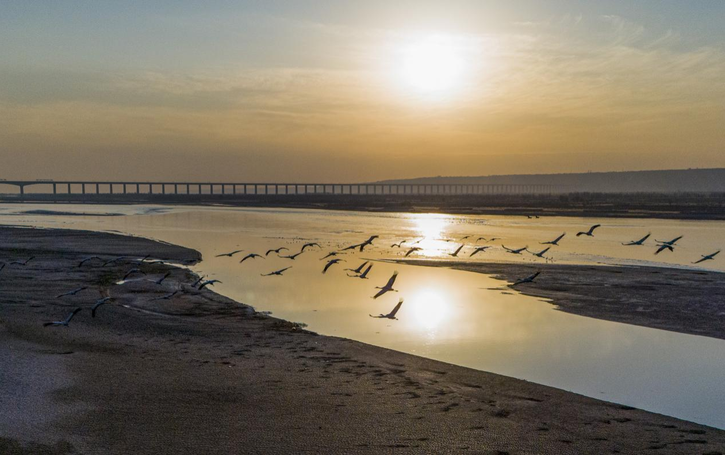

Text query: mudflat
(2, 226), (724, 454)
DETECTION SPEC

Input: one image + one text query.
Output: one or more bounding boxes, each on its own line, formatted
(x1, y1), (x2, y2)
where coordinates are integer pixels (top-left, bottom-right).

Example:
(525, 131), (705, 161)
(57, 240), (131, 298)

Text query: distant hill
(376, 169), (725, 193)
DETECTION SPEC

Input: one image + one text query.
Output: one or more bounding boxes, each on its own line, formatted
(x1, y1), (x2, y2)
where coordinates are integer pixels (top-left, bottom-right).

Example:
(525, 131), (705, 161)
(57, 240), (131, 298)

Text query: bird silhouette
(370, 299), (404, 320)
(240, 253), (264, 263)
(541, 233), (566, 246)
(56, 286), (88, 298)
(512, 272), (540, 286)
(261, 267), (292, 277)
(215, 249), (244, 258)
(44, 308), (82, 327)
(623, 233), (651, 246)
(693, 250), (720, 264)
(576, 225), (601, 237)
(373, 272), (399, 299)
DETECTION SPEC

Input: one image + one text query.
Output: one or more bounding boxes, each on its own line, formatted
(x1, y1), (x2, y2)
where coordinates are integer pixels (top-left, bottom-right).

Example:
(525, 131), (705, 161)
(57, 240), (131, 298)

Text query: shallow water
(2, 204), (725, 428)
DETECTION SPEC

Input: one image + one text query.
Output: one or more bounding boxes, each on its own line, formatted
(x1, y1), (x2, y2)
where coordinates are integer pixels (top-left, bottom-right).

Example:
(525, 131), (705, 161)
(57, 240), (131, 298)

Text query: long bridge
(0, 180), (560, 199)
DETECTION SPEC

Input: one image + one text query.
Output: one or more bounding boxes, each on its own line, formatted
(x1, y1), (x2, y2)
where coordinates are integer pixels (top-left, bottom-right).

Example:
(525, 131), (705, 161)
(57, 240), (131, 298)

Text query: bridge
(0, 180), (560, 200)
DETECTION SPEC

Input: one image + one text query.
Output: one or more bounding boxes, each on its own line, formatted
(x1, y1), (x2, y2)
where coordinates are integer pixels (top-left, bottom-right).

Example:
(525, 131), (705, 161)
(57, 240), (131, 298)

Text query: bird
(460, 235), (471, 240)
(340, 243), (362, 252)
(449, 244), (465, 257)
(512, 272), (540, 286)
(469, 246), (490, 257)
(370, 299), (404, 320)
(391, 241), (407, 248)
(281, 251), (304, 260)
(10, 256), (34, 266)
(77, 256), (102, 267)
(656, 235), (683, 246)
(152, 290), (181, 301)
(300, 242), (321, 252)
(198, 279), (221, 290)
(122, 268), (145, 281)
(576, 225), (601, 237)
(56, 286), (88, 298)
(488, 237), (500, 242)
(623, 233), (651, 246)
(321, 251), (343, 260)
(360, 235), (379, 248)
(265, 247), (289, 256)
(132, 254), (151, 264)
(404, 247), (422, 257)
(43, 308), (82, 327)
(373, 272), (399, 299)
(476, 237), (488, 243)
(357, 264), (373, 279)
(345, 261), (369, 274)
(102, 256), (127, 267)
(323, 259), (343, 274)
(0, 262), (5, 273)
(693, 250), (720, 264)
(655, 244), (674, 255)
(154, 272), (171, 285)
(541, 233), (566, 246)
(529, 247), (551, 259)
(145, 260), (166, 265)
(502, 245), (528, 255)
(191, 275), (206, 288)
(216, 249), (244, 258)
(240, 253), (264, 263)
(261, 267), (292, 277)
(91, 297), (113, 317)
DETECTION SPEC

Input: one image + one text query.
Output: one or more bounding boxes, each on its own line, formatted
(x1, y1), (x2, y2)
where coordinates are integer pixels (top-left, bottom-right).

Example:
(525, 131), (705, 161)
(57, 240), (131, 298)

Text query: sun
(399, 35), (466, 94)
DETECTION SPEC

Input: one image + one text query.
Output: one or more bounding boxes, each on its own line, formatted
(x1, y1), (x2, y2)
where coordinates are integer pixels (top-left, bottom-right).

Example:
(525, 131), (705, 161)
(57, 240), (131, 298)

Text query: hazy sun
(399, 35), (466, 94)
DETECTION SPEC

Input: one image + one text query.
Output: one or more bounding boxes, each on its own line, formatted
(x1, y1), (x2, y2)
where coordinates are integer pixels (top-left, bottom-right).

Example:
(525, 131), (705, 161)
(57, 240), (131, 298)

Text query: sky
(1, 1), (724, 182)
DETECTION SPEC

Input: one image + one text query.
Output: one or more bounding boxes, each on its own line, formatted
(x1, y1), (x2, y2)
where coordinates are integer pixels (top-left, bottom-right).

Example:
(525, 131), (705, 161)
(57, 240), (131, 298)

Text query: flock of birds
(6, 221), (720, 328)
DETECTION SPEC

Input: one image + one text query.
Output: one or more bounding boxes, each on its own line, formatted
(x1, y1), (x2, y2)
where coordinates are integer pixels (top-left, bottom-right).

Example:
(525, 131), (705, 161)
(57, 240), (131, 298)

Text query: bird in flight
(404, 247), (422, 257)
(353, 264), (373, 279)
(56, 286), (88, 298)
(323, 259), (343, 274)
(265, 247), (289, 256)
(373, 272), (399, 299)
(154, 272), (171, 285)
(191, 275), (206, 288)
(261, 267), (292, 277)
(10, 257), (34, 266)
(321, 251), (343, 260)
(460, 235), (471, 240)
(0, 262), (5, 273)
(152, 290), (181, 301)
(198, 279), (221, 290)
(77, 256), (102, 268)
(300, 242), (321, 252)
(469, 246), (490, 257)
(345, 261), (369, 274)
(240, 253), (264, 263)
(91, 297), (113, 318)
(656, 235), (683, 246)
(44, 308), (82, 327)
(502, 245), (528, 255)
(449, 244), (465, 257)
(541, 233), (566, 246)
(216, 249), (244, 258)
(102, 256), (127, 267)
(391, 241), (407, 248)
(122, 268), (145, 281)
(623, 233), (651, 246)
(370, 299), (404, 320)
(576, 225), (601, 237)
(655, 244), (674, 255)
(281, 251), (304, 260)
(693, 250), (720, 264)
(529, 247), (551, 259)
(512, 272), (540, 286)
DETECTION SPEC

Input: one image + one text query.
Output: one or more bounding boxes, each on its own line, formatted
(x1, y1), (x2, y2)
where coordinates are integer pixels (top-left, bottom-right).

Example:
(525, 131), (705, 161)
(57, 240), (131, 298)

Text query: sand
(2, 226), (725, 454)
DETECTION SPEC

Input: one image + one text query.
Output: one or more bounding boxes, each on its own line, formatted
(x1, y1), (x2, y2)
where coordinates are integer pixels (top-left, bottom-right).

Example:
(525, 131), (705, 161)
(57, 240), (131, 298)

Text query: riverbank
(2, 227), (724, 454)
(400, 259), (725, 341)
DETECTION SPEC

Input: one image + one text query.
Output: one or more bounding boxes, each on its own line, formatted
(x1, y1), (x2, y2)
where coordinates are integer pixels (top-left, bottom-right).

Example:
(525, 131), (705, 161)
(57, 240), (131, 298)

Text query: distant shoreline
(3, 191), (725, 220)
(3, 226), (725, 453)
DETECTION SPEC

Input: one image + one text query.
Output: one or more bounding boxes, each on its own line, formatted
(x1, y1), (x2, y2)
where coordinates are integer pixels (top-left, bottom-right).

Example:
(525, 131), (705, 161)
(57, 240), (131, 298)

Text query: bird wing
(64, 308), (82, 324)
(590, 224), (601, 234)
(372, 288), (387, 299)
(384, 272), (398, 288)
(555, 233), (565, 242)
(454, 245), (464, 255)
(323, 261), (335, 273)
(388, 299), (404, 317)
(360, 264), (373, 278)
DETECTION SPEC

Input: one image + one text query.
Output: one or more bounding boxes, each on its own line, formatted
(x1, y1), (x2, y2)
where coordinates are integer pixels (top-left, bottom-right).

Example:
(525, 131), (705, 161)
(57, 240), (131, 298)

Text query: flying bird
(357, 264), (373, 279)
(265, 247), (289, 256)
(154, 272), (171, 285)
(345, 261), (369, 274)
(215, 249), (244, 258)
(404, 247), (422, 257)
(281, 251), (304, 260)
(340, 243), (362, 252)
(655, 244), (674, 255)
(449, 244), (465, 257)
(133, 254), (151, 264)
(656, 235), (683, 246)
(191, 275), (206, 288)
(529, 247), (551, 259)
(391, 241), (407, 248)
(469, 246), (490, 257)
(10, 256), (34, 266)
(373, 272), (399, 299)
(91, 297), (113, 318)
(512, 272), (540, 286)
(322, 259), (343, 274)
(502, 245), (528, 255)
(198, 279), (221, 290)
(0, 262), (5, 273)
(321, 251), (343, 260)
(152, 290), (181, 301)
(623, 233), (651, 246)
(122, 268), (145, 281)
(102, 256), (127, 267)
(300, 242), (321, 252)
(460, 235), (471, 240)
(77, 256), (102, 267)
(43, 308), (82, 327)
(576, 225), (601, 237)
(541, 233), (566, 246)
(261, 267), (292, 277)
(693, 250), (720, 264)
(56, 286), (88, 298)
(370, 299), (404, 320)
(240, 253), (264, 263)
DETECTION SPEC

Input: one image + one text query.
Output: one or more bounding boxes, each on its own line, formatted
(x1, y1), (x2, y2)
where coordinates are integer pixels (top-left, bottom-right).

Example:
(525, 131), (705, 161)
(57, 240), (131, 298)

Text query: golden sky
(1, 1), (724, 182)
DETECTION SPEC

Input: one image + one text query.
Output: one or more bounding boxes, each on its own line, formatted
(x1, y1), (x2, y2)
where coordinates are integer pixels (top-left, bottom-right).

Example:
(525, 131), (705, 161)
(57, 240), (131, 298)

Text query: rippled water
(2, 204), (725, 428)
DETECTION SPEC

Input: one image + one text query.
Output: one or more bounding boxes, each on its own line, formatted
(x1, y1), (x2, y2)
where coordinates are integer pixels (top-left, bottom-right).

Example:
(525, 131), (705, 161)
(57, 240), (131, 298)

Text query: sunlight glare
(410, 288), (450, 330)
(399, 35), (466, 94)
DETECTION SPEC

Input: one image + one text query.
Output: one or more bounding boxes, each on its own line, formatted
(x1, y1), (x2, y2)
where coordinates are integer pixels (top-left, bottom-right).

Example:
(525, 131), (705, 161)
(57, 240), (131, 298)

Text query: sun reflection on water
(409, 287), (451, 331)
(410, 214), (452, 257)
